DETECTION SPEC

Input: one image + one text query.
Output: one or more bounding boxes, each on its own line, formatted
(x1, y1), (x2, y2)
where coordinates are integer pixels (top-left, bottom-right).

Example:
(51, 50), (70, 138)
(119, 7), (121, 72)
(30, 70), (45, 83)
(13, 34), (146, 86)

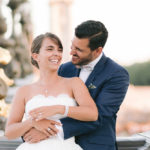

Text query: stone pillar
(49, 0), (74, 63)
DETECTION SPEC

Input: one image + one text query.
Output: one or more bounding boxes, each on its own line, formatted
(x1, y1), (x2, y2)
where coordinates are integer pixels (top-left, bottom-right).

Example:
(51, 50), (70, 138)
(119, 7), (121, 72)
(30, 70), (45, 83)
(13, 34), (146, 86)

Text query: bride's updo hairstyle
(31, 32), (63, 68)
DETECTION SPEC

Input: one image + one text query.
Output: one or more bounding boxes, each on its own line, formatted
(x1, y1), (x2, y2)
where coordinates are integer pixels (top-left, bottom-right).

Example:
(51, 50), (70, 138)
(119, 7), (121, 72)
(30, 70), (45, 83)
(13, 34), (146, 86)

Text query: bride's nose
(53, 49), (59, 56)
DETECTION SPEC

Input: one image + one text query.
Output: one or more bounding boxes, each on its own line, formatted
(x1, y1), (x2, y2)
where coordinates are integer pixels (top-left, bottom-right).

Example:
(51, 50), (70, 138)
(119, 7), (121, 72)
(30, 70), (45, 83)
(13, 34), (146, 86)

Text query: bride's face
(33, 37), (63, 71)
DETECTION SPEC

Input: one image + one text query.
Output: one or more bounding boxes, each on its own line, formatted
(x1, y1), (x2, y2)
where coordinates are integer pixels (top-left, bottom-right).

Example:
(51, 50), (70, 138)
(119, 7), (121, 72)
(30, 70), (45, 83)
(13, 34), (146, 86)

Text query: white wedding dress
(16, 94), (82, 150)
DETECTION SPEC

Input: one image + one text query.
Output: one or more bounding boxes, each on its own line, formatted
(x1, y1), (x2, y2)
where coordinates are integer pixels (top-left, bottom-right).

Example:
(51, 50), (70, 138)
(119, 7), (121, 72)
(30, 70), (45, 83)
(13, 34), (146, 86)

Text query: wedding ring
(38, 112), (42, 117)
(47, 128), (51, 131)
(28, 136), (32, 140)
(39, 112), (42, 116)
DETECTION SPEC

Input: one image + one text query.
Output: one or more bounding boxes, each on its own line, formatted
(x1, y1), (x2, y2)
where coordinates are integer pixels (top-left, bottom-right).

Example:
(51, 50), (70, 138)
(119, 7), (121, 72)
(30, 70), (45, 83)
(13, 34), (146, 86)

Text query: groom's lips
(72, 58), (79, 63)
(72, 55), (79, 60)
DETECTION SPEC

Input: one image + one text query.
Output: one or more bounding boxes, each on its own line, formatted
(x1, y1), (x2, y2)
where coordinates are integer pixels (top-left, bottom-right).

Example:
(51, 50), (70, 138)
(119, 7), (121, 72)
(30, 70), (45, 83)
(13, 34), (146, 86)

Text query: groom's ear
(94, 47), (103, 57)
(96, 47), (103, 54)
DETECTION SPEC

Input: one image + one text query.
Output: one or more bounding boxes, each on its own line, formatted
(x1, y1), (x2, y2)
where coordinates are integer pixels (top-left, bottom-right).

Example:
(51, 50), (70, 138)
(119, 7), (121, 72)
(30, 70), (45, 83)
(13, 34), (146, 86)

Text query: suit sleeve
(97, 69), (129, 117)
(58, 64), (63, 76)
(60, 68), (129, 139)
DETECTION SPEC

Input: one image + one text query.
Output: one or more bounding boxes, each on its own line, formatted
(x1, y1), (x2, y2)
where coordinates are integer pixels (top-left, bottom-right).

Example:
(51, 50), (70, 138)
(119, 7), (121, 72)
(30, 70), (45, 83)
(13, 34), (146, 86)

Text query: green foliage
(125, 61), (150, 85)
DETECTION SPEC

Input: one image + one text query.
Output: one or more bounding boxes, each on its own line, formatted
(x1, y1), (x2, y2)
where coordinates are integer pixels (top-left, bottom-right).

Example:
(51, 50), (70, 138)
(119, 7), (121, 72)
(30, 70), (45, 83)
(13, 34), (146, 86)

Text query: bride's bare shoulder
(63, 77), (84, 87)
(16, 83), (36, 95)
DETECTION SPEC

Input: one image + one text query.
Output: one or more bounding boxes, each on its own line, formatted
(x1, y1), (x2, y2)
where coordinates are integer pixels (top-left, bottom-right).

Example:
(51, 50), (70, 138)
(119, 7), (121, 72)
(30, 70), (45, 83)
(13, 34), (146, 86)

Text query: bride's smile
(49, 59), (59, 64)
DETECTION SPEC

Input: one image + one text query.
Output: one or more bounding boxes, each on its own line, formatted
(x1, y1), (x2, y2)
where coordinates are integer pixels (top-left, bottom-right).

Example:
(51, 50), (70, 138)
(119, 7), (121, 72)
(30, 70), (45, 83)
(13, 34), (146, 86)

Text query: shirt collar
(81, 52), (103, 71)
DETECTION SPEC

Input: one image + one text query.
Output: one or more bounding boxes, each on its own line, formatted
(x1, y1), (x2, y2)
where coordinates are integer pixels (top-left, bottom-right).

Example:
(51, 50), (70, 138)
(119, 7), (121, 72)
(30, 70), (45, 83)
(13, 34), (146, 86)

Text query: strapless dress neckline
(26, 94), (75, 105)
(25, 93), (77, 121)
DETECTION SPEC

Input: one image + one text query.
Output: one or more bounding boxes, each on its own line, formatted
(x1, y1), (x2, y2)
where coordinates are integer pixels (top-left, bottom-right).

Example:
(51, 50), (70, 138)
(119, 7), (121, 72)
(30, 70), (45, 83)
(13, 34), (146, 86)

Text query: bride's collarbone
(29, 79), (72, 97)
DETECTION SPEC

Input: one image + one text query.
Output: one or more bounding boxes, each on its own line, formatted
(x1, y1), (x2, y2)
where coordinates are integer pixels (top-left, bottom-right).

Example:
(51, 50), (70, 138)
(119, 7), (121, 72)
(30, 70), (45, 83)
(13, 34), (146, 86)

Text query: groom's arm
(61, 68), (129, 139)
(60, 117), (100, 139)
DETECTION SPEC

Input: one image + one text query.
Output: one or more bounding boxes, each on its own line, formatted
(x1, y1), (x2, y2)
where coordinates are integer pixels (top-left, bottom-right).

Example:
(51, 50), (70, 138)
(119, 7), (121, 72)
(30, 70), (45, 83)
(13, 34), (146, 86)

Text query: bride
(5, 32), (98, 150)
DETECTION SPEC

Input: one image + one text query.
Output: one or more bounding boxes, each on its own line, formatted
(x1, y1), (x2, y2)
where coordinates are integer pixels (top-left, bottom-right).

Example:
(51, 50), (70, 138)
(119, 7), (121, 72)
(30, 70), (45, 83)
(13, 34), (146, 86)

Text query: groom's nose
(70, 49), (76, 56)
(70, 46), (76, 55)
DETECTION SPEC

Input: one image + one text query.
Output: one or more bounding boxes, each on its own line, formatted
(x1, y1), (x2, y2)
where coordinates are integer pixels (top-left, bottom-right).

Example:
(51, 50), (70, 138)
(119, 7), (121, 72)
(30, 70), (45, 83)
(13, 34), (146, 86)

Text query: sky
(29, 0), (150, 65)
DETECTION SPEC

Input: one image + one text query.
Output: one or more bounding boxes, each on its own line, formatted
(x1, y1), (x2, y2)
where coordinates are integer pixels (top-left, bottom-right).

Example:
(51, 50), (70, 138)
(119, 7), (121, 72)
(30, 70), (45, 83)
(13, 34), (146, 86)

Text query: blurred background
(0, 0), (150, 138)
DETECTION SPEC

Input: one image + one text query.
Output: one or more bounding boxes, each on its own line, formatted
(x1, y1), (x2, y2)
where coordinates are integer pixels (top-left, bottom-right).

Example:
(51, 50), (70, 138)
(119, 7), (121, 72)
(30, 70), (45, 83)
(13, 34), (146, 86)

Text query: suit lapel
(75, 68), (81, 77)
(85, 54), (107, 87)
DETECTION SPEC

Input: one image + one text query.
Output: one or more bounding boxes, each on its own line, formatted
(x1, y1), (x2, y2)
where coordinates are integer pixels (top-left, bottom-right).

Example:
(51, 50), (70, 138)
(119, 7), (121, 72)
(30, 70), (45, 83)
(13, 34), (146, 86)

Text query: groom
(24, 20), (129, 150)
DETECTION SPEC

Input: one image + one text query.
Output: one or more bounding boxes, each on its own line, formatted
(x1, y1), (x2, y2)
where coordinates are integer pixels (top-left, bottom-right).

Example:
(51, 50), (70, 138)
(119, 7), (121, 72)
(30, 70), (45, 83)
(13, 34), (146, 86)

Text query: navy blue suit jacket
(58, 54), (129, 150)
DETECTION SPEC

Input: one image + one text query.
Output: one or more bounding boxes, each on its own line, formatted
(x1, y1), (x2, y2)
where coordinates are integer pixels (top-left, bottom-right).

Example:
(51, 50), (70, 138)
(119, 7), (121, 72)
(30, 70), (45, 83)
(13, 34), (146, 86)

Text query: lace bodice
(25, 94), (77, 120)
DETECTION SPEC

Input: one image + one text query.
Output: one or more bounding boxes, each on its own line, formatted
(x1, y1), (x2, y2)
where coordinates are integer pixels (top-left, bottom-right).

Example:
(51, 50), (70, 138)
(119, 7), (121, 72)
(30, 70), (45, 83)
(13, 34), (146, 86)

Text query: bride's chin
(48, 66), (59, 71)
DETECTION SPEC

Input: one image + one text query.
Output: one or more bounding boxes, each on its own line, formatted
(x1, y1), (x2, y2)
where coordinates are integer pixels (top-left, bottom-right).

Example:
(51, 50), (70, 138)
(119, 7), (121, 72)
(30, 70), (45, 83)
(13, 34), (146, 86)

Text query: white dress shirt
(79, 53), (103, 83)
(58, 53), (103, 139)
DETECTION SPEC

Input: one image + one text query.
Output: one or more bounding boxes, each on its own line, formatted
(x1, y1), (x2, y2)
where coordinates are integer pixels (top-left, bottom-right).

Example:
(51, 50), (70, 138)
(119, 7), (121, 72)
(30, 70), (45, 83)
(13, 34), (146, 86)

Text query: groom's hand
(23, 128), (48, 143)
(23, 119), (61, 143)
(31, 119), (60, 137)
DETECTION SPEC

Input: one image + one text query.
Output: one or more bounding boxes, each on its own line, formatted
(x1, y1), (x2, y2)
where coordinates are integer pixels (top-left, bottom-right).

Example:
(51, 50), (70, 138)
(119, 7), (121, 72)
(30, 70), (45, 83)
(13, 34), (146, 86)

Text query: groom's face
(70, 36), (95, 66)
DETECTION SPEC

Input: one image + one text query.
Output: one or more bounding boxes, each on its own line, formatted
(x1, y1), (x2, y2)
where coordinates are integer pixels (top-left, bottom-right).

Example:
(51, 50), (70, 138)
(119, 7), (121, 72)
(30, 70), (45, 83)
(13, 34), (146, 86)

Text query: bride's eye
(58, 48), (63, 52)
(46, 46), (54, 51)
(46, 48), (53, 51)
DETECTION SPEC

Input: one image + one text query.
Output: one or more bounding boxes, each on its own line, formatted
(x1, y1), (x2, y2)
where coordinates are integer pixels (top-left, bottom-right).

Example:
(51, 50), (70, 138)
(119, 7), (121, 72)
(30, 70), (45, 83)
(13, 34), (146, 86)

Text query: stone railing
(1, 133), (150, 150)
(117, 136), (148, 150)
(0, 137), (22, 150)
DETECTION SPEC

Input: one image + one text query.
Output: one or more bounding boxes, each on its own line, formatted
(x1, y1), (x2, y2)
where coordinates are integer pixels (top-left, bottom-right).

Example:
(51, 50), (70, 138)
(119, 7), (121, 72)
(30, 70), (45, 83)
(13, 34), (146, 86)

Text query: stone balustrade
(0, 137), (22, 150)
(0, 134), (150, 150)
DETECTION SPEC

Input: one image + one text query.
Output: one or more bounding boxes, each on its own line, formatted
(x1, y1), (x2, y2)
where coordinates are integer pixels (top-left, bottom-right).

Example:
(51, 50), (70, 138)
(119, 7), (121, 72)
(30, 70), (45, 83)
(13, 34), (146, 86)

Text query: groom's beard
(71, 54), (93, 66)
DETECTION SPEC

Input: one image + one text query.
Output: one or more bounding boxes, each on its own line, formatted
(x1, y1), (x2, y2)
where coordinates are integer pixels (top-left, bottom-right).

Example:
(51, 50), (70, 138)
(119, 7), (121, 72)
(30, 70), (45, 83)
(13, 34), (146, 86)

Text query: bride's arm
(5, 87), (33, 139)
(66, 77), (98, 121)
(30, 78), (98, 122)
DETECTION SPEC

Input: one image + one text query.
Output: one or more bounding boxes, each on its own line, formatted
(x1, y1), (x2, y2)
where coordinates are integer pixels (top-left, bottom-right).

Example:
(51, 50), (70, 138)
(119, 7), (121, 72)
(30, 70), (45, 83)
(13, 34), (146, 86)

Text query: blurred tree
(125, 61), (150, 85)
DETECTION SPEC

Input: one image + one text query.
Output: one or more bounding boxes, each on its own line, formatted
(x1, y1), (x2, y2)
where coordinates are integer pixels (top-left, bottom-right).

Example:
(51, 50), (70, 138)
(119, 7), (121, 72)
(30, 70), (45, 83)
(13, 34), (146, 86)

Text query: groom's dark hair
(75, 20), (108, 51)
(31, 32), (63, 68)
